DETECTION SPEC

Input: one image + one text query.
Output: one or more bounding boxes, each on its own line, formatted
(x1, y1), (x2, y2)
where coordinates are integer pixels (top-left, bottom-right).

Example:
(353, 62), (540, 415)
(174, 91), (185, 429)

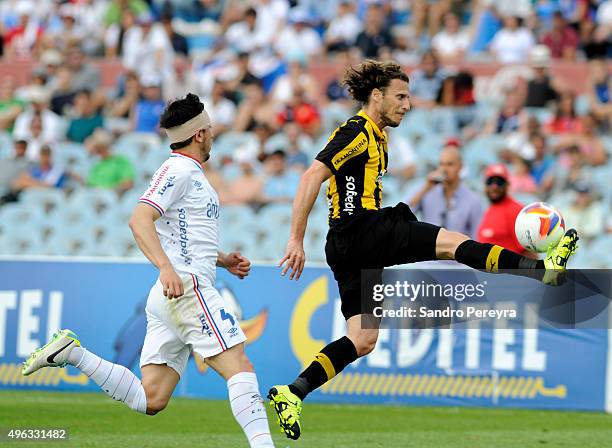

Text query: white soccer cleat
(22, 329), (81, 376)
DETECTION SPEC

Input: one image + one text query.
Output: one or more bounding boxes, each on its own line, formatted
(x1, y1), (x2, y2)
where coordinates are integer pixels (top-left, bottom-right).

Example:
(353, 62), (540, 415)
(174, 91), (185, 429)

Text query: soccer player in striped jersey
(22, 94), (275, 448)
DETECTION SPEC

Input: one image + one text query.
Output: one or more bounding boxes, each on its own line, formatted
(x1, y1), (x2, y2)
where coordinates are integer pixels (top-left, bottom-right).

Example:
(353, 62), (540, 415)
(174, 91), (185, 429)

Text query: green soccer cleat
(542, 228), (579, 285)
(267, 385), (302, 440)
(22, 329), (80, 376)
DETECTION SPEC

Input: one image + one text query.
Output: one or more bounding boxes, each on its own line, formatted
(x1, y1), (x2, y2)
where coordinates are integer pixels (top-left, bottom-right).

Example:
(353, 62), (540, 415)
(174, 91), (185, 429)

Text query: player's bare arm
(280, 160), (332, 281)
(217, 251), (251, 279)
(129, 203), (184, 299)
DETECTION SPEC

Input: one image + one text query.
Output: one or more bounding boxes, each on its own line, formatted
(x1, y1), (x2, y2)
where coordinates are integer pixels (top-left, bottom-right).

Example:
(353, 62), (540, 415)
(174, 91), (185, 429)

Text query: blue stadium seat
(67, 188), (119, 216)
(0, 131), (14, 159)
(19, 188), (66, 214)
(219, 227), (258, 255)
(214, 132), (257, 159)
(2, 222), (45, 255)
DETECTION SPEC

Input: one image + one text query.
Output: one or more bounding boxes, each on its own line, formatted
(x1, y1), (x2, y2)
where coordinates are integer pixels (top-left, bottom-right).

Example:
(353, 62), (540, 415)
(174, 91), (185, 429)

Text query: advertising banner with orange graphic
(0, 259), (610, 412)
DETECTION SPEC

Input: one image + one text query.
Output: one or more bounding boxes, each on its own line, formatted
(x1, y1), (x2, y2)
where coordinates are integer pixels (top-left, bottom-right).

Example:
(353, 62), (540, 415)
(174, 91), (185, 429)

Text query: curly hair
(343, 60), (409, 104)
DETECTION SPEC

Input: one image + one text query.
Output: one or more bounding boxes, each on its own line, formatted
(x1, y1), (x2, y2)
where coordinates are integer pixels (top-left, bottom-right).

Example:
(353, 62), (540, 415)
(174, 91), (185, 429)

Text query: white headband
(164, 110), (211, 144)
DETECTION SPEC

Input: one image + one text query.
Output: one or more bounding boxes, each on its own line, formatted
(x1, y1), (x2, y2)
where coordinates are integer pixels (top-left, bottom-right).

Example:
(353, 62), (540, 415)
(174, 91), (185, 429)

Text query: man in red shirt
(541, 12), (580, 60)
(477, 164), (526, 254)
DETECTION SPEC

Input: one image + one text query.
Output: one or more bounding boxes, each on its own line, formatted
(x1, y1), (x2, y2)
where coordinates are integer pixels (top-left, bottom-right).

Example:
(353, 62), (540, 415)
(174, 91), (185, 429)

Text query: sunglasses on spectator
(486, 176), (507, 186)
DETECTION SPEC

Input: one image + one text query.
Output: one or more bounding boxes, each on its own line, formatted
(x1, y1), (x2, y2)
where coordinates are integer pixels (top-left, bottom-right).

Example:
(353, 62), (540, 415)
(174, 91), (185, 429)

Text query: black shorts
(325, 202), (441, 320)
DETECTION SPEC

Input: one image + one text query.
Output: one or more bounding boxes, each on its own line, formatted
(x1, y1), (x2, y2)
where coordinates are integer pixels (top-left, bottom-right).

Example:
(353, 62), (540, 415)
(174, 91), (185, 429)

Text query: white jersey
(139, 152), (219, 283)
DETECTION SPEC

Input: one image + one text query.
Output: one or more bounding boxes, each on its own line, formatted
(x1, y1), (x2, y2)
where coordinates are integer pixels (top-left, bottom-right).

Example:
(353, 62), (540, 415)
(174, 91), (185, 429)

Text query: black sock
(288, 336), (358, 400)
(454, 240), (544, 277)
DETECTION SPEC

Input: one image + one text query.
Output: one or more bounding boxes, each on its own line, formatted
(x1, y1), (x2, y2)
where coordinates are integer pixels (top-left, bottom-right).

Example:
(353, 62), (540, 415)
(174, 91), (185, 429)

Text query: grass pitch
(2, 390), (612, 447)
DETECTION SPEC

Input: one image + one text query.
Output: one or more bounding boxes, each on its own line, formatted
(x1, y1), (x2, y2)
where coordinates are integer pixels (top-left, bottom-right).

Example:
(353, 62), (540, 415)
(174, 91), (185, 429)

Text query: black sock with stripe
(288, 336), (358, 400)
(454, 240), (544, 276)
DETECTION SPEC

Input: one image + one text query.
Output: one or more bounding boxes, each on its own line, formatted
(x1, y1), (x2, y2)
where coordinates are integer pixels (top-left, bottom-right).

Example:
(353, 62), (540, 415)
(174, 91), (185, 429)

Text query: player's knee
(354, 333), (378, 357)
(436, 229), (469, 260)
(145, 394), (169, 415)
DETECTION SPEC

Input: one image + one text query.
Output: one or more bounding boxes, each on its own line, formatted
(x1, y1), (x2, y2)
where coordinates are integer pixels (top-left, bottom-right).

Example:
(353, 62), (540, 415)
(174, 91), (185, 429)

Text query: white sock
(227, 372), (274, 447)
(69, 347), (147, 414)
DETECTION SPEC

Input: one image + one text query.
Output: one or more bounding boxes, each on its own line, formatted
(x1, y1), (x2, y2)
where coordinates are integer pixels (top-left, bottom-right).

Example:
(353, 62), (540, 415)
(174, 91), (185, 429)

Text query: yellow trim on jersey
(361, 130), (379, 211)
(329, 176), (340, 219)
(486, 245), (504, 272)
(314, 353), (336, 380)
(331, 132), (369, 171)
(357, 110), (384, 139)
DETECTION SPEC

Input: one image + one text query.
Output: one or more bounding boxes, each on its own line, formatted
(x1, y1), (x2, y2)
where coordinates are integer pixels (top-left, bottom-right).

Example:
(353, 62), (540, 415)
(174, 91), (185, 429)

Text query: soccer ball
(515, 202), (565, 253)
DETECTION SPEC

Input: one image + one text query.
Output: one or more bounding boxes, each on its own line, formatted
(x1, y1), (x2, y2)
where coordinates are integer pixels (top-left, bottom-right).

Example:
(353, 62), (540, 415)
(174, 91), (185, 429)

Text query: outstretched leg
(21, 330), (179, 415)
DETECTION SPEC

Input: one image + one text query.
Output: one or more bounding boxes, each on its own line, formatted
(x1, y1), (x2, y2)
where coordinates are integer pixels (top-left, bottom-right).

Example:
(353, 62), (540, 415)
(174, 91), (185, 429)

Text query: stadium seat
(19, 188), (66, 214)
(214, 132), (257, 159)
(2, 222), (45, 256)
(67, 188), (119, 216)
(219, 227), (258, 255)
(0, 131), (14, 159)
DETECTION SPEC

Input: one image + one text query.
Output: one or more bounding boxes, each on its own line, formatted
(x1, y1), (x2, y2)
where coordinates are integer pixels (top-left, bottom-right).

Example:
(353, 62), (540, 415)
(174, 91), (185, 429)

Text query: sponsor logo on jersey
(206, 199), (219, 219)
(228, 327), (239, 338)
(193, 180), (203, 191)
(143, 165), (170, 198)
(177, 207), (192, 265)
(343, 175), (358, 215)
(332, 135), (368, 170)
(198, 314), (213, 337)
(158, 176), (175, 196)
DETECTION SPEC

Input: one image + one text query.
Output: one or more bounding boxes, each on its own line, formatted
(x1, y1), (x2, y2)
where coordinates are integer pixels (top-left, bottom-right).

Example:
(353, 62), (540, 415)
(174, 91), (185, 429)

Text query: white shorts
(139, 272), (246, 377)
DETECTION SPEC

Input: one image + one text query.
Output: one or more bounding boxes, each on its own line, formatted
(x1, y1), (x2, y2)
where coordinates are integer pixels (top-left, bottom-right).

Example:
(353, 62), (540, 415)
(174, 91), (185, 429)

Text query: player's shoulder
(327, 114), (369, 145)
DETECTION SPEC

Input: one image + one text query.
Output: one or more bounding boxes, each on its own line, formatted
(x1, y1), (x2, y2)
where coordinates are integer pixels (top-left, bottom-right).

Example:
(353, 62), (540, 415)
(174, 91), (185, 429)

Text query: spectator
(39, 49), (64, 87)
(411, 0), (458, 38)
(10, 145), (68, 196)
(225, 7), (266, 54)
(109, 70), (141, 119)
(545, 90), (582, 134)
(0, 75), (25, 132)
(104, 0), (150, 27)
(66, 89), (104, 143)
(260, 149), (300, 204)
(579, 17), (610, 60)
(477, 163), (526, 254)
(482, 90), (528, 134)
(562, 180), (604, 243)
(0, 140), (32, 197)
(160, 13), (188, 56)
(524, 45), (560, 108)
(555, 113), (608, 166)
(224, 52), (260, 97)
(3, 1), (43, 59)
(86, 129), (134, 194)
(277, 87), (321, 137)
(280, 122), (310, 171)
(49, 66), (77, 116)
(324, 1), (362, 53)
(529, 133), (555, 190)
(409, 51), (448, 109)
(541, 11), (580, 60)
(131, 74), (165, 133)
(13, 87), (63, 160)
(508, 154), (538, 194)
(162, 55), (200, 102)
(490, 15), (536, 64)
(275, 9), (323, 61)
(271, 56), (319, 105)
(207, 81), (236, 136)
(431, 12), (471, 64)
(233, 82), (278, 132)
(253, 0), (290, 49)
(66, 46), (101, 92)
(221, 150), (264, 206)
(104, 8), (137, 58)
(47, 3), (86, 52)
(409, 146), (483, 238)
(586, 59), (612, 127)
(354, 3), (394, 58)
(122, 12), (174, 79)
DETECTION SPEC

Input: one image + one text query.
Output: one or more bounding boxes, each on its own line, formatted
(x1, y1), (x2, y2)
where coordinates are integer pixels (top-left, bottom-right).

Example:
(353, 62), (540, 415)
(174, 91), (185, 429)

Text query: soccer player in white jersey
(22, 94), (275, 448)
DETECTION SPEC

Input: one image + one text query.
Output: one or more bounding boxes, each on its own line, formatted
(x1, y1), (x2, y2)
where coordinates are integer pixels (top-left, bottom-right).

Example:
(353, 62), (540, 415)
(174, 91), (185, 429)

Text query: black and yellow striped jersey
(315, 110), (388, 228)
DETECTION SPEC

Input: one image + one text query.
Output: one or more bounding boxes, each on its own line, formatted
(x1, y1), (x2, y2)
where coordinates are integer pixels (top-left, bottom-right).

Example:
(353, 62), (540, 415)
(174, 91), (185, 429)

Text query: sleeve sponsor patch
(331, 132), (368, 170)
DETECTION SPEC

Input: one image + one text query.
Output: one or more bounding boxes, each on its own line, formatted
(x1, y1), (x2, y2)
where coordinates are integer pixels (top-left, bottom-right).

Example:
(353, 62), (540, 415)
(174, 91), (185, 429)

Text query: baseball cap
(572, 179), (591, 194)
(484, 163), (509, 181)
(530, 45), (551, 68)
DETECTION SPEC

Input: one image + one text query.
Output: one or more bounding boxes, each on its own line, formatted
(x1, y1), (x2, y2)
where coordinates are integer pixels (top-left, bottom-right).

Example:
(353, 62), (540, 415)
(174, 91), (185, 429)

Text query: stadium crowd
(0, 0), (610, 263)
